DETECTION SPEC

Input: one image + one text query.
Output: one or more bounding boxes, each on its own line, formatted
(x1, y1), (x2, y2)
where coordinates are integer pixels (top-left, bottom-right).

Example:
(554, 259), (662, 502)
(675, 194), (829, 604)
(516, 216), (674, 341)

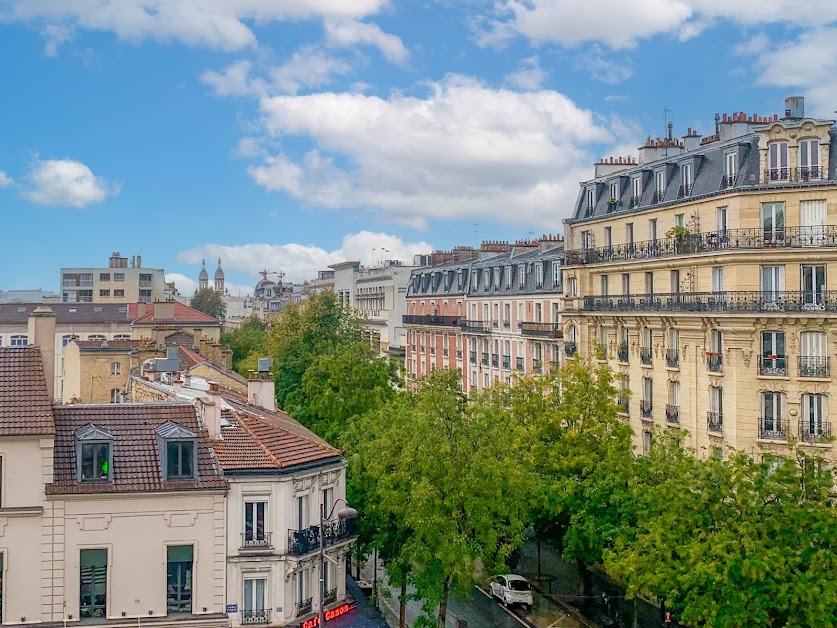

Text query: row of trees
(223, 292), (837, 627)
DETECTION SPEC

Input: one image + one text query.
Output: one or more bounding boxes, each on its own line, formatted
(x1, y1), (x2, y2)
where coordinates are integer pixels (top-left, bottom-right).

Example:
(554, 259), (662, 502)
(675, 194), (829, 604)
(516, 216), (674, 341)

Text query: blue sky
(1, 0), (835, 295)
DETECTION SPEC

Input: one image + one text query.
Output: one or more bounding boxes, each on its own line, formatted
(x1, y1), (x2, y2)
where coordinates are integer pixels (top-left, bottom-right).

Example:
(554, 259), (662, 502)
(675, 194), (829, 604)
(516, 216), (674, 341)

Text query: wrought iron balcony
(519, 322), (563, 338)
(666, 349), (679, 368)
(584, 290), (837, 314)
(799, 420), (831, 442)
(640, 347), (653, 365)
(677, 184), (692, 198)
(707, 353), (723, 372)
(516, 356), (525, 370)
(707, 411), (723, 433)
(721, 174), (737, 188)
(323, 588), (338, 606)
(503, 355), (511, 369)
(456, 349), (462, 359)
(758, 355), (788, 376)
(665, 404), (679, 424)
(240, 532), (272, 551)
(481, 355), (489, 366)
(640, 400), (652, 418)
(242, 610), (271, 624)
(764, 166), (822, 183)
(629, 195), (641, 208)
(758, 417), (788, 440)
(617, 343), (629, 363)
(403, 314), (461, 327)
(618, 396), (629, 414)
(564, 226), (837, 267)
(287, 519), (356, 557)
(296, 598), (313, 617)
(651, 191), (665, 204)
(503, 321), (511, 329)
(461, 320), (491, 334)
(799, 356), (829, 378)
(564, 342), (577, 357)
(469, 350), (477, 364)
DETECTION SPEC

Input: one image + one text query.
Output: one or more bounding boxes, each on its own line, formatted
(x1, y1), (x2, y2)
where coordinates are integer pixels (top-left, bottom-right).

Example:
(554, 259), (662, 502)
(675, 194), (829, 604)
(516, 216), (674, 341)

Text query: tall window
(724, 152), (737, 184)
(322, 486), (334, 520)
(761, 331), (786, 374)
(600, 275), (609, 297)
(716, 207), (728, 235)
(598, 325), (608, 352)
(604, 227), (612, 249)
(768, 142), (789, 179)
(622, 273), (630, 296)
(552, 262), (561, 288)
(80, 548), (108, 618)
(649, 219), (658, 242)
(167, 545), (194, 613)
(535, 264), (544, 288)
(761, 392), (784, 436)
(586, 188), (595, 209)
(761, 265), (785, 304)
(610, 181), (619, 200)
(109, 388), (121, 404)
(642, 377), (653, 403)
(801, 265), (826, 310)
(626, 223), (634, 245)
(504, 303), (510, 325)
(631, 177), (641, 200)
(670, 270), (680, 294)
(681, 163), (693, 192)
(518, 264), (526, 288)
(801, 394), (828, 439)
(110, 361), (121, 375)
(244, 501), (267, 545)
(295, 569), (309, 610)
(534, 303), (542, 322)
(166, 441), (195, 479)
(243, 577), (267, 621)
(762, 202), (785, 242)
(710, 329), (723, 354)
(644, 272), (654, 296)
(655, 170), (665, 197)
(712, 267), (724, 293)
(799, 139), (820, 177)
(77, 428), (113, 483)
(710, 387), (724, 428)
(675, 213), (684, 228)
(296, 494), (309, 530)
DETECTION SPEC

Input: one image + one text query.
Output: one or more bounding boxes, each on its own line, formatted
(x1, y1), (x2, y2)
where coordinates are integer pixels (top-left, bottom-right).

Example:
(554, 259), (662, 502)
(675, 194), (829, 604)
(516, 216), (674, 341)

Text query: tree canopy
(189, 287), (226, 320)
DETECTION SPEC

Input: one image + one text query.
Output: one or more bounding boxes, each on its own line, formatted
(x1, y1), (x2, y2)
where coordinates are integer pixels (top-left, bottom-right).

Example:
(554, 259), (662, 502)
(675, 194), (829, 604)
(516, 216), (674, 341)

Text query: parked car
(488, 574), (533, 610)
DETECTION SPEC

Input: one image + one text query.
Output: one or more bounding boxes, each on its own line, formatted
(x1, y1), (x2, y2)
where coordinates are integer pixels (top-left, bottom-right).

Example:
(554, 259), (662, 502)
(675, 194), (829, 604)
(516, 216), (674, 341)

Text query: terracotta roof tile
(132, 302), (220, 326)
(47, 403), (227, 495)
(0, 347), (55, 435)
(178, 345), (206, 369)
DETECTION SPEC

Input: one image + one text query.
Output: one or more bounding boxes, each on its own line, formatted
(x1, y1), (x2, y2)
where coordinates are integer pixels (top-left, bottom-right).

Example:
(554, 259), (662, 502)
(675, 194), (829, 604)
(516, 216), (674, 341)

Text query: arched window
(10, 335), (28, 346)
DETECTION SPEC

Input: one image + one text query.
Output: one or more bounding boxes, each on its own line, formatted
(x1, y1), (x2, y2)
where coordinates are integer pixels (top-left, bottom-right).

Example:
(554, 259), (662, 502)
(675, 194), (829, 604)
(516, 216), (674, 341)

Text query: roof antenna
(663, 107), (673, 156)
(474, 223), (479, 249)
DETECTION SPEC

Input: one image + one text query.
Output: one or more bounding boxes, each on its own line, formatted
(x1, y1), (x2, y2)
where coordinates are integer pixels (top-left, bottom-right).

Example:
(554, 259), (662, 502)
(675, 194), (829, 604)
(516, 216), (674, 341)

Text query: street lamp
(319, 499), (358, 627)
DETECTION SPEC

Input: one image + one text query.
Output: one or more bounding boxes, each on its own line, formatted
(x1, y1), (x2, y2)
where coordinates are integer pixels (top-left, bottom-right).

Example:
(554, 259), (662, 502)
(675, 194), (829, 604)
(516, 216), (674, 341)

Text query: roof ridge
(226, 398), (339, 454)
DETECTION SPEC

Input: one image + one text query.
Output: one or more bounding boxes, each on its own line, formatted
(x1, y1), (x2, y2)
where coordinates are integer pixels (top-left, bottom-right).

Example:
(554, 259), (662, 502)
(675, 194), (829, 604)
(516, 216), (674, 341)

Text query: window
(710, 329), (723, 354)
(156, 422), (197, 480)
(604, 227), (612, 249)
(244, 577), (267, 621)
(644, 272), (654, 295)
(761, 331), (786, 375)
(717, 207), (728, 235)
(99, 273), (110, 282)
(799, 138), (820, 177)
(99, 289), (110, 297)
(610, 181), (619, 200)
(761, 392), (785, 437)
(567, 277), (577, 298)
(586, 187), (595, 209)
(114, 334), (130, 340)
(518, 264), (526, 288)
(505, 266), (512, 289)
(642, 377), (653, 406)
(76, 425), (113, 482)
(322, 486), (334, 520)
(801, 394), (828, 439)
(622, 273), (630, 296)
(675, 213), (684, 228)
(597, 325), (608, 352)
(655, 170), (665, 197)
(761, 265), (785, 302)
(88, 334), (106, 341)
(535, 264), (544, 288)
(534, 303), (542, 323)
(649, 219), (658, 242)
(670, 270), (680, 294)
(504, 303), (510, 325)
(762, 202), (785, 242)
(631, 176), (641, 200)
(167, 545), (194, 613)
(294, 569), (309, 610)
(296, 494), (309, 530)
(642, 430), (652, 456)
(724, 152), (737, 184)
(113, 273), (125, 281)
(552, 262), (561, 287)
(244, 501), (267, 545)
(712, 267), (724, 293)
(109, 388), (121, 403)
(110, 361), (121, 376)
(80, 548), (108, 618)
(768, 141), (789, 179)
(600, 275), (609, 296)
(626, 223), (634, 245)
(681, 163), (693, 192)
(801, 265), (826, 310)
(710, 387), (724, 422)
(10, 335), (27, 346)
(62, 334), (75, 347)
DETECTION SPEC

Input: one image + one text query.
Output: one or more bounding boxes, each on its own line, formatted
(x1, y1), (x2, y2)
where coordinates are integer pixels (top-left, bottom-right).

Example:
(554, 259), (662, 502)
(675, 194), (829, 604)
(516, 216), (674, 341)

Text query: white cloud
(324, 19), (409, 64)
(732, 32), (769, 56)
(0, 171), (13, 187)
(41, 23), (75, 56)
(504, 56), (547, 90)
(9, 0), (390, 51)
(166, 272), (252, 297)
(246, 74), (620, 228)
(22, 158), (120, 208)
(573, 46), (633, 83)
(200, 59), (267, 97)
(476, 0), (837, 50)
(177, 231), (433, 282)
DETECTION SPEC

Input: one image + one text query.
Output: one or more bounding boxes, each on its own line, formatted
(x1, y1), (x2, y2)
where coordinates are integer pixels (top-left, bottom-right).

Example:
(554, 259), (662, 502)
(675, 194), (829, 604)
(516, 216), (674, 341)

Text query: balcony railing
(799, 356), (829, 378)
(677, 184), (692, 198)
(288, 519), (356, 557)
(323, 588), (338, 606)
(564, 342), (577, 357)
(640, 347), (652, 365)
(707, 411), (723, 433)
(758, 355), (788, 376)
(799, 420), (831, 443)
(296, 598), (313, 617)
(583, 290), (837, 314)
(651, 191), (665, 204)
(617, 343), (629, 363)
(240, 532), (272, 550)
(242, 610), (271, 624)
(758, 417), (788, 440)
(565, 226), (837, 267)
(764, 166), (822, 183)
(640, 400), (652, 418)
(665, 404), (679, 424)
(403, 315), (461, 327)
(721, 174), (737, 188)
(707, 353), (723, 372)
(666, 349), (679, 368)
(481, 355), (489, 366)
(516, 356), (525, 370)
(519, 322), (563, 338)
(629, 195), (641, 208)
(461, 320), (490, 334)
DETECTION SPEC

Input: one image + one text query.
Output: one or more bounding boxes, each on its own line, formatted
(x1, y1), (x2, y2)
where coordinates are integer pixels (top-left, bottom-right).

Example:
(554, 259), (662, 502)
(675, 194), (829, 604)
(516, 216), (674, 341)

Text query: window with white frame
(604, 227), (612, 249)
(109, 388), (121, 404)
(600, 275), (609, 296)
(655, 170), (665, 197)
(243, 577), (268, 620)
(505, 266), (512, 289)
(567, 277), (577, 297)
(552, 262), (561, 287)
(761, 265), (785, 302)
(586, 188), (595, 209)
(799, 138), (820, 177)
(681, 163), (693, 192)
(110, 361), (121, 376)
(626, 223), (634, 245)
(610, 181), (619, 201)
(768, 141), (789, 179)
(675, 213), (684, 228)
(716, 207), (728, 235)
(244, 500), (267, 545)
(670, 270), (680, 294)
(801, 394), (828, 438)
(761, 392), (785, 436)
(535, 303), (542, 323)
(518, 264), (526, 288)
(712, 267), (724, 292)
(535, 264), (544, 288)
(724, 152), (737, 184)
(622, 273), (630, 296)
(631, 176), (641, 199)
(649, 219), (658, 242)
(10, 335), (27, 346)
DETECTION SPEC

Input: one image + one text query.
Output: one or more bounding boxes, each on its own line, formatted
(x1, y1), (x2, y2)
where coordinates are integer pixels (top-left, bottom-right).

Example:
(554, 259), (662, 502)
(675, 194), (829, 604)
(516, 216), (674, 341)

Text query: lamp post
(319, 499), (358, 627)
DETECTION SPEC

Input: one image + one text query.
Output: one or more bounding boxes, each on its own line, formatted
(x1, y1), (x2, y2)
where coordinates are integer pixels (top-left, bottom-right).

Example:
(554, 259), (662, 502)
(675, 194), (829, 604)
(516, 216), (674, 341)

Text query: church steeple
(198, 259), (209, 291)
(214, 257), (225, 293)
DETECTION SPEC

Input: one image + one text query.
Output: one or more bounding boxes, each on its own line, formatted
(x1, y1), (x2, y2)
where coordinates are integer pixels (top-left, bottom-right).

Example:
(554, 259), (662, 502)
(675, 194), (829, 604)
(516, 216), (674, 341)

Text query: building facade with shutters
(562, 96), (837, 463)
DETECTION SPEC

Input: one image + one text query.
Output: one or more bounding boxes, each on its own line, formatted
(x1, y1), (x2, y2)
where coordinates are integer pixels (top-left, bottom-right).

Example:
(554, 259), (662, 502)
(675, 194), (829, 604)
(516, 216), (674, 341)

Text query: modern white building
(60, 252), (166, 303)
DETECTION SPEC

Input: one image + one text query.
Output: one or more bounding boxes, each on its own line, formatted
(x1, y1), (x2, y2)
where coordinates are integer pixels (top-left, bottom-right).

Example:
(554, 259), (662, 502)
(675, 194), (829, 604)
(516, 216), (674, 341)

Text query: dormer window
(654, 170), (666, 202)
(609, 182), (619, 201)
(799, 139), (820, 179)
(155, 422), (197, 481)
(631, 177), (642, 206)
(724, 152), (737, 186)
(518, 264), (526, 289)
(586, 188), (595, 210)
(680, 164), (693, 196)
(505, 266), (512, 289)
(75, 424), (114, 482)
(768, 141), (789, 181)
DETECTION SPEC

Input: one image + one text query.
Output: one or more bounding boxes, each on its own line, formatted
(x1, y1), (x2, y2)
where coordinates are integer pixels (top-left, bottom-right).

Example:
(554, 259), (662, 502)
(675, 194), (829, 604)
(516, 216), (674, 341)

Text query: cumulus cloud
(573, 46), (633, 84)
(41, 23), (75, 56)
(0, 171), (13, 187)
(22, 158), (120, 208)
(324, 19), (409, 64)
(8, 0), (389, 51)
(475, 0), (837, 49)
(177, 231), (433, 283)
(245, 74), (622, 228)
(504, 56), (547, 90)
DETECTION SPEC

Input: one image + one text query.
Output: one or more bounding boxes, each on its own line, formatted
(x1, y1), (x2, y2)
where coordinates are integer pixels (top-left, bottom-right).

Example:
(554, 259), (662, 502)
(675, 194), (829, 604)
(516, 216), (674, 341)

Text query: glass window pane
(80, 549), (108, 618)
(167, 545), (193, 613)
(180, 442), (193, 477)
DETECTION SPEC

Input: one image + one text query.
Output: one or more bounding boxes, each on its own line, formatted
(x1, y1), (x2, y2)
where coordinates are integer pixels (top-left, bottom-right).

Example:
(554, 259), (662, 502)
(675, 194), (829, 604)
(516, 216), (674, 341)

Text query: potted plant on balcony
(666, 225), (692, 253)
(606, 197), (619, 212)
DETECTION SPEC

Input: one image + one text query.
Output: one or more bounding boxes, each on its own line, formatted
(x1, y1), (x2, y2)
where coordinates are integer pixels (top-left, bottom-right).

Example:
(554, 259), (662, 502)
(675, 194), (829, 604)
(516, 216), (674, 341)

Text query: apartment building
(404, 240), (564, 393)
(354, 261), (420, 357)
(562, 96), (837, 463)
(61, 252), (165, 303)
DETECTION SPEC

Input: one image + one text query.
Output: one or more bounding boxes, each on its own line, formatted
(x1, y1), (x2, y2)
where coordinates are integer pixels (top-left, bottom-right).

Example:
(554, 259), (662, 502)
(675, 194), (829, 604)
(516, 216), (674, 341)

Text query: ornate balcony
(764, 166), (822, 183)
(707, 411), (723, 433)
(240, 532), (272, 551)
(721, 174), (737, 188)
(640, 347), (652, 365)
(403, 314), (462, 327)
(564, 226), (837, 267)
(564, 342), (577, 357)
(640, 400), (652, 418)
(665, 404), (679, 424)
(242, 610), (271, 624)
(287, 519), (356, 557)
(296, 598), (313, 617)
(323, 588), (338, 606)
(617, 343), (629, 363)
(758, 417), (788, 440)
(799, 356), (829, 378)
(461, 320), (490, 334)
(665, 349), (679, 368)
(799, 420), (831, 443)
(707, 353), (723, 372)
(520, 322), (563, 338)
(481, 355), (489, 366)
(758, 355), (788, 376)
(583, 290), (837, 314)
(491, 354), (499, 368)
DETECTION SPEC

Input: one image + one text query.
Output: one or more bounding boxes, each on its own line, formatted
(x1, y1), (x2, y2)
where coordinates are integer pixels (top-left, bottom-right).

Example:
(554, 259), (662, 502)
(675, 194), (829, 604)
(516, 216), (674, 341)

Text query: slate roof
(406, 258), (475, 298)
(0, 347), (54, 435)
(47, 403), (228, 495)
(131, 302), (220, 326)
(212, 398), (342, 472)
(0, 303), (131, 325)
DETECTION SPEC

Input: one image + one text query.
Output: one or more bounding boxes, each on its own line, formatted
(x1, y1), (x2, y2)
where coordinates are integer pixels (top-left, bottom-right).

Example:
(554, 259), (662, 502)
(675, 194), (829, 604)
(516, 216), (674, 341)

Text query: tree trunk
(399, 579), (407, 628)
(355, 549), (361, 580)
(576, 557), (593, 599)
(438, 576), (451, 628)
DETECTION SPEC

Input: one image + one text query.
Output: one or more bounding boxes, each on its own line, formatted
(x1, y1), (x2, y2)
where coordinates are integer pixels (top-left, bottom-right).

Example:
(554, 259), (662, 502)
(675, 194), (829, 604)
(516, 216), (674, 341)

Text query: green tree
(221, 316), (267, 374)
(190, 288), (226, 320)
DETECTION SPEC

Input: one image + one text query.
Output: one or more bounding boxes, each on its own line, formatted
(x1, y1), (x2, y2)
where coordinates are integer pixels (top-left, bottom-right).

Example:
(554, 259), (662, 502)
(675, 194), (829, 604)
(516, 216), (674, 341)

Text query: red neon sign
(301, 603), (355, 628)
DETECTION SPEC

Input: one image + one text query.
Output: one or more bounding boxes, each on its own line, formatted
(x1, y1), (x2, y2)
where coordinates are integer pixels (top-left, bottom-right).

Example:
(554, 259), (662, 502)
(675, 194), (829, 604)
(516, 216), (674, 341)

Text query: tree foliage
(189, 288), (226, 320)
(221, 316), (267, 374)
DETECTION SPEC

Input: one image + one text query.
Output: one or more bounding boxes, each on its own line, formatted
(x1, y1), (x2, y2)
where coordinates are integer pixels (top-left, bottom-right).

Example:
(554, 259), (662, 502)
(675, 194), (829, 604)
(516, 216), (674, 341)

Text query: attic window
(75, 424), (114, 482)
(155, 422), (197, 481)
(16, 306), (26, 313)
(69, 307), (77, 313)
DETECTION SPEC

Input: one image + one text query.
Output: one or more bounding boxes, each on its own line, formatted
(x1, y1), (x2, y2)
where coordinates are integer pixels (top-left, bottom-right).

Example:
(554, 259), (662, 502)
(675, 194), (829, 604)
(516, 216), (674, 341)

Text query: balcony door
(762, 392), (784, 434)
(802, 394), (827, 436)
(761, 203), (785, 243)
(244, 501), (267, 545)
(761, 265), (785, 307)
(761, 332), (785, 374)
(800, 200), (827, 246)
(80, 548), (107, 619)
(801, 265), (826, 310)
(166, 545), (193, 613)
(244, 577), (267, 621)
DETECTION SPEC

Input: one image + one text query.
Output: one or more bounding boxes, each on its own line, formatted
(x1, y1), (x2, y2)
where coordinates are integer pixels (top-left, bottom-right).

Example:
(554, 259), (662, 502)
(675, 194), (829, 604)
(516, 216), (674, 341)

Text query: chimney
(784, 96), (804, 119)
(200, 381), (223, 439)
(248, 358), (276, 412)
(136, 255), (142, 268)
(28, 305), (56, 401)
(154, 300), (175, 320)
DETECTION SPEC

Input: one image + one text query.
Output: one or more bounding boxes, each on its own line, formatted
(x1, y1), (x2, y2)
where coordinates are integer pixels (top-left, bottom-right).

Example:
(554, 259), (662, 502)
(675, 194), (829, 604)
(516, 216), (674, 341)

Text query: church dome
(198, 259), (208, 281)
(214, 257), (225, 280)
